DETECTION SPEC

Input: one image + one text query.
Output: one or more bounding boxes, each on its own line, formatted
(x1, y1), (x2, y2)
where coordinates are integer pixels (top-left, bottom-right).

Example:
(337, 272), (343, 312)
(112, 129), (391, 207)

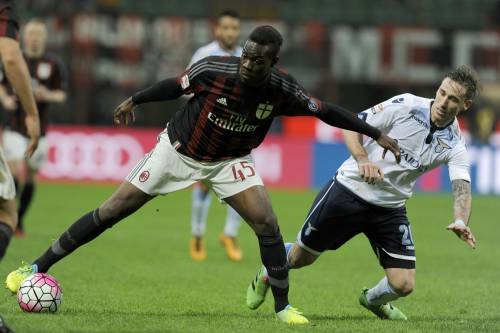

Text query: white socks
(366, 276), (400, 305)
(191, 187), (242, 238)
(191, 187), (211, 237)
(223, 206), (241, 237)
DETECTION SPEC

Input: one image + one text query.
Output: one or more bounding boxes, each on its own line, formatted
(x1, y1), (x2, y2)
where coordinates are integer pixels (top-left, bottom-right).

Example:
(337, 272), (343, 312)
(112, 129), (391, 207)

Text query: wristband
(454, 219), (466, 226)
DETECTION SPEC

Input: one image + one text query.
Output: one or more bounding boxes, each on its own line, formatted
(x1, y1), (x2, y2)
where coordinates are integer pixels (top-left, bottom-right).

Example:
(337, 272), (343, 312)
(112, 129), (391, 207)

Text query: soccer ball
(17, 273), (62, 313)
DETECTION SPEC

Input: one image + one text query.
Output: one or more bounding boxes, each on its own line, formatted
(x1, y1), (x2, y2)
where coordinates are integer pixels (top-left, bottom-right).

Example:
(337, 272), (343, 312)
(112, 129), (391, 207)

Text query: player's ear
(463, 99), (472, 111)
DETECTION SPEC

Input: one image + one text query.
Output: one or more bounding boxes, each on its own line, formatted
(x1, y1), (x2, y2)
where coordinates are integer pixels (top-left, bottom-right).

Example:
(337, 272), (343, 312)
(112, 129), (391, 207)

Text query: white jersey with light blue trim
(336, 93), (471, 208)
(188, 40), (242, 67)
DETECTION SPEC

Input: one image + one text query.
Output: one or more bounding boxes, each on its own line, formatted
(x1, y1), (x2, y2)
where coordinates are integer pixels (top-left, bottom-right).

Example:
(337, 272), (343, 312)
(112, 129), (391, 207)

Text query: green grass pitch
(1, 183), (499, 332)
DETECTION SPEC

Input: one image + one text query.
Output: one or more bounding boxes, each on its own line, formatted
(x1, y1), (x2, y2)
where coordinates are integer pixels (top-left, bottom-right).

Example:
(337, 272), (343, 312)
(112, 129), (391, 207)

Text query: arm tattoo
(452, 179), (472, 224)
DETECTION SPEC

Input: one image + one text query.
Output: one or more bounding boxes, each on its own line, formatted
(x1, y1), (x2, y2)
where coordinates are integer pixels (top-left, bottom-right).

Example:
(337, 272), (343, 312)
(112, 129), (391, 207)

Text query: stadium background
(2, 2), (500, 333)
(10, 0), (500, 194)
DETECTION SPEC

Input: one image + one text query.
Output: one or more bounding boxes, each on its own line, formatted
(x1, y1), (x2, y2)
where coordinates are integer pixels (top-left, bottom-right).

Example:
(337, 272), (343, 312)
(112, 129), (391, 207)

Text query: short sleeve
(360, 94), (410, 132)
(447, 143), (471, 182)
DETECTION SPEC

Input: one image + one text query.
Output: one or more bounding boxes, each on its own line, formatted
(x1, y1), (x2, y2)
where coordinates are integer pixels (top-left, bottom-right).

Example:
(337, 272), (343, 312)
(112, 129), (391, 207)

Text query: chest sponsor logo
(207, 112), (259, 133)
(256, 103), (273, 120)
(400, 148), (428, 173)
(37, 63), (52, 80)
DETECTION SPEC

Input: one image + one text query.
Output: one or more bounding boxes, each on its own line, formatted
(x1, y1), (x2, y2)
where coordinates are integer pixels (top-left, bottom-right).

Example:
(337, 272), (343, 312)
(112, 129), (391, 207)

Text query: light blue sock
(31, 264), (38, 273)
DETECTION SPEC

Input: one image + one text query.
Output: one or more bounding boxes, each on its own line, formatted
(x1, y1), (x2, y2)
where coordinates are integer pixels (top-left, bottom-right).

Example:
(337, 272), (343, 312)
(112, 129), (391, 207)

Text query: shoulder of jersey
(270, 67), (298, 89)
(188, 56), (239, 78)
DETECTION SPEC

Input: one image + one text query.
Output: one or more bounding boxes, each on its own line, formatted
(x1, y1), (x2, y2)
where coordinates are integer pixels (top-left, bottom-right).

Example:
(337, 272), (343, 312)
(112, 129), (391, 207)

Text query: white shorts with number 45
(127, 129), (264, 199)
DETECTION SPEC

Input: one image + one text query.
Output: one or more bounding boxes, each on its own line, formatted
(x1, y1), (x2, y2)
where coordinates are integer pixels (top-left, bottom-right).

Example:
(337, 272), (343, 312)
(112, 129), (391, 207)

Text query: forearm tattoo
(452, 179), (472, 223)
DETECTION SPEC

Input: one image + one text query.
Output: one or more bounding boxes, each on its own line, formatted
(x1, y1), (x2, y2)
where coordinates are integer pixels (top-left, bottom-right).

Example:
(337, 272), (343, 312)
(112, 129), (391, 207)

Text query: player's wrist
(454, 219), (466, 227)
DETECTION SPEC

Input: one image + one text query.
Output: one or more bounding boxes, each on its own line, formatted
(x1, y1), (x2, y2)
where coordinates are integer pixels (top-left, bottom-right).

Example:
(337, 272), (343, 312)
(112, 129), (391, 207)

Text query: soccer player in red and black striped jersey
(0, 0), (40, 263)
(6, 26), (400, 325)
(0, 3), (40, 331)
(1, 18), (67, 236)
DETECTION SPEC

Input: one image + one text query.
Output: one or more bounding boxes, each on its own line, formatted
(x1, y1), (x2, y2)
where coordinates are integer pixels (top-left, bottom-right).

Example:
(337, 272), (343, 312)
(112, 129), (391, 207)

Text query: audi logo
(40, 131), (146, 181)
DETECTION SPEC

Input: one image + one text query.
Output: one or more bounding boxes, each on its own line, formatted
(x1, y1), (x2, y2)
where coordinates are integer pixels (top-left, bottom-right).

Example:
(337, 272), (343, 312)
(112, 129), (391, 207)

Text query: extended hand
(357, 158), (384, 184)
(446, 222), (476, 249)
(376, 134), (401, 163)
(24, 113), (40, 158)
(113, 97), (136, 126)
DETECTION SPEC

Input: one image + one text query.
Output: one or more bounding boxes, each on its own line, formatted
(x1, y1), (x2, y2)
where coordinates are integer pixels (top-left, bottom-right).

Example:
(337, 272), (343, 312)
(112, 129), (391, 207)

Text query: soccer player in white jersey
(246, 66), (478, 320)
(187, 10), (244, 262)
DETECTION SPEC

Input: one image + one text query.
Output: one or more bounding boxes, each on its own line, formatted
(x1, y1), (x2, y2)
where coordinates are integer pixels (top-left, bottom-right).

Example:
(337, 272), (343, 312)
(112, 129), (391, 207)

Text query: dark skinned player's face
(239, 40), (277, 87)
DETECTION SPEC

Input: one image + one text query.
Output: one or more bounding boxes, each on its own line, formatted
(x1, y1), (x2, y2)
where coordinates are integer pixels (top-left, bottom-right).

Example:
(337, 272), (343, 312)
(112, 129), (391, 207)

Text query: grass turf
(1, 183), (499, 332)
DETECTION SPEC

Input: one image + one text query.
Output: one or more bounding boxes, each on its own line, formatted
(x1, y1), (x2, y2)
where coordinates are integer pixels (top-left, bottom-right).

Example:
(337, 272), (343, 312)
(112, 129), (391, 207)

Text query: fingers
(358, 163), (383, 184)
(24, 141), (38, 158)
(382, 148), (387, 160)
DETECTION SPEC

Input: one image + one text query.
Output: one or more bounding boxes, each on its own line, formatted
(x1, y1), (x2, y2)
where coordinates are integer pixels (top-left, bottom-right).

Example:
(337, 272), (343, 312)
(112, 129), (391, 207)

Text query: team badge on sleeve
(180, 74), (190, 90)
(308, 97), (320, 113)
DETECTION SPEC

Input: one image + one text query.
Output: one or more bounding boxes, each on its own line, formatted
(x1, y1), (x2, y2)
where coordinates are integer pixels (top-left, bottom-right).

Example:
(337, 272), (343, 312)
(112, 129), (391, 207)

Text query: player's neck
(217, 40), (236, 53)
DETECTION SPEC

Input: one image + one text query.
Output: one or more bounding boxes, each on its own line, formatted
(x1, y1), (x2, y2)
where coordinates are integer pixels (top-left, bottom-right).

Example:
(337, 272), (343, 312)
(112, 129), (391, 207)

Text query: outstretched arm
(113, 78), (184, 125)
(343, 130), (384, 184)
(446, 179), (475, 248)
(317, 102), (400, 163)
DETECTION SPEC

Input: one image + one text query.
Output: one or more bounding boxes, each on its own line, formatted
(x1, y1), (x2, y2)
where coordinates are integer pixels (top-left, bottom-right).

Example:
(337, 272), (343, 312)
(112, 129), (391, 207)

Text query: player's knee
(389, 276), (415, 296)
(252, 212), (277, 235)
(98, 199), (127, 226)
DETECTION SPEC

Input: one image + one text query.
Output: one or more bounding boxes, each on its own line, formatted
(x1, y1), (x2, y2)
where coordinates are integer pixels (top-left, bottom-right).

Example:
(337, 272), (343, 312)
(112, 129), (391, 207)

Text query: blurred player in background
(6, 26), (401, 324)
(0, 18), (66, 237)
(246, 65), (478, 321)
(187, 10), (244, 262)
(0, 0), (40, 261)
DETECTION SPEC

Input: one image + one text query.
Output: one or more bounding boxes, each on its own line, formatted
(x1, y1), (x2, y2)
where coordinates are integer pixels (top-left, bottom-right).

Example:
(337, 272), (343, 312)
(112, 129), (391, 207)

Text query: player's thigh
(224, 185), (276, 235)
(99, 181), (154, 222)
(2, 130), (27, 165)
(297, 178), (367, 256)
(126, 130), (197, 196)
(0, 148), (16, 203)
(367, 208), (416, 270)
(0, 198), (17, 229)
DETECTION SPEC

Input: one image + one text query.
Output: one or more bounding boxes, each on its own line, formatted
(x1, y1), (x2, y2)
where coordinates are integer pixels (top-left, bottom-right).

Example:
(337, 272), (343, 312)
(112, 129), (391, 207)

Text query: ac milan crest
(139, 170), (150, 182)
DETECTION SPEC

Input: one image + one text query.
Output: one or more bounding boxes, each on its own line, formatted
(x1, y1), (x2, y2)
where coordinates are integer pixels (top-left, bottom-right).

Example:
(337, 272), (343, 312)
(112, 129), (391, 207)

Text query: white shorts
(127, 130), (264, 199)
(0, 147), (16, 200)
(2, 130), (49, 170)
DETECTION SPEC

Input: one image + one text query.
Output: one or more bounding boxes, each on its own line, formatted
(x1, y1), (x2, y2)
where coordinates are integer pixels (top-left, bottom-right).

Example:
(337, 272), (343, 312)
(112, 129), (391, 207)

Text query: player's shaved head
(248, 25), (283, 58)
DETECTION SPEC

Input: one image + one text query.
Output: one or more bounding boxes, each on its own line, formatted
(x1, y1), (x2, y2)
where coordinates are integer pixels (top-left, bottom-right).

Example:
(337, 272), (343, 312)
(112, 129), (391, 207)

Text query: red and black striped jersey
(168, 56), (323, 162)
(1, 53), (67, 136)
(0, 0), (18, 40)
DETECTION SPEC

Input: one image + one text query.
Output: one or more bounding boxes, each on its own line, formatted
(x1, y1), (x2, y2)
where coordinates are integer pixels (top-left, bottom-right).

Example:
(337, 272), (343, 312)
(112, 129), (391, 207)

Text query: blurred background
(6, 0), (500, 193)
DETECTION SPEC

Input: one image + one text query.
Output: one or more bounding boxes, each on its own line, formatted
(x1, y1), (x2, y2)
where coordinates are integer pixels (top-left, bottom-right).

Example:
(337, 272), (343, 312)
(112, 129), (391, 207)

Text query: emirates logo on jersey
(256, 103), (273, 119)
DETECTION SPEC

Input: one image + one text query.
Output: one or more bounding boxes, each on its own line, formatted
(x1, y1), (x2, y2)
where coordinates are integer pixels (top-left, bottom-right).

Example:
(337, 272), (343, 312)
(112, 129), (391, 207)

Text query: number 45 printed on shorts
(231, 162), (255, 181)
